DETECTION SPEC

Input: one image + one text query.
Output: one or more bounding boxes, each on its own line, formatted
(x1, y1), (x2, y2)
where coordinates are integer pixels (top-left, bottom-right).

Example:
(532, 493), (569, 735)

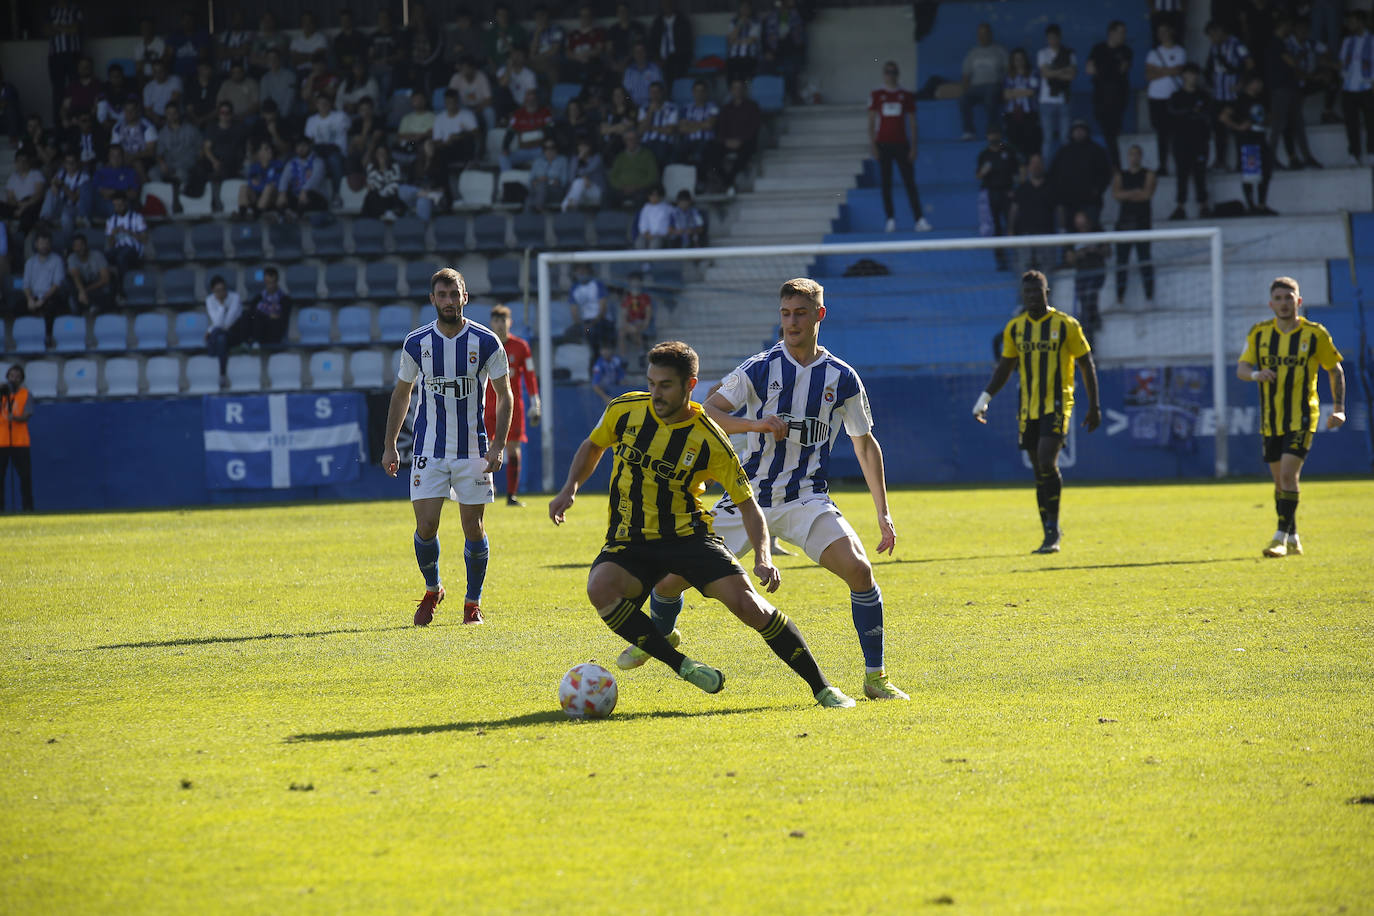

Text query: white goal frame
(535, 227), (1226, 491)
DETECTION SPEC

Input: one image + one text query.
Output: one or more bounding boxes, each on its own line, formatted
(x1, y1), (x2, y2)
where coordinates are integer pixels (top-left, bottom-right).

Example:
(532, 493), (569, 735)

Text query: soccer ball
(559, 663), (618, 719)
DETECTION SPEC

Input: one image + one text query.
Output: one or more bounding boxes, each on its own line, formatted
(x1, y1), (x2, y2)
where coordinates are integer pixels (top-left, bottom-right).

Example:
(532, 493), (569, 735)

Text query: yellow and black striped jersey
(588, 392), (755, 543)
(1000, 308), (1092, 421)
(1239, 317), (1343, 436)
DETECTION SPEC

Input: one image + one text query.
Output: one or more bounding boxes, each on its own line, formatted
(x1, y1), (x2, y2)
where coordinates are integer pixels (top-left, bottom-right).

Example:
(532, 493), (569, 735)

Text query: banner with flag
(203, 393), (366, 489)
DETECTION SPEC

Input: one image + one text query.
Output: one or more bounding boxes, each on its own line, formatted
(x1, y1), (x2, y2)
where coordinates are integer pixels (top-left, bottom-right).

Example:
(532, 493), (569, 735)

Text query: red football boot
(414, 586), (445, 626)
(462, 600), (484, 625)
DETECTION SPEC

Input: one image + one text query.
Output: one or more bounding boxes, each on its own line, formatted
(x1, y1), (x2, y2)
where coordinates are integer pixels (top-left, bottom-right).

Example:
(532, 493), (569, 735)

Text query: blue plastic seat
(432, 215), (465, 252)
(125, 269), (158, 308)
(311, 220), (348, 258)
(229, 222), (265, 260)
(405, 260), (439, 295)
(352, 218), (387, 256)
(11, 316), (45, 353)
(284, 263), (320, 300)
(161, 268), (199, 307)
(189, 222), (228, 260)
(296, 307), (333, 345)
(593, 210), (630, 247)
(552, 82), (581, 112)
(52, 315), (88, 353)
(552, 212), (589, 249)
(392, 216), (427, 254)
(149, 223), (187, 263)
(488, 258), (522, 296)
(472, 213), (508, 251)
(269, 223), (305, 260)
(92, 313), (129, 352)
(513, 212), (546, 248)
(323, 263), (359, 300)
(364, 262), (401, 299)
(173, 311), (209, 348)
(133, 312), (170, 350)
(378, 304), (418, 342)
(750, 74), (785, 113)
(336, 305), (374, 345)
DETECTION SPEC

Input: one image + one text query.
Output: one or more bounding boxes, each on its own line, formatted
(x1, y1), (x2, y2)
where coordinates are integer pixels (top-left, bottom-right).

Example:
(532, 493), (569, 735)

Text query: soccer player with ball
(623, 278), (910, 701)
(549, 340), (856, 708)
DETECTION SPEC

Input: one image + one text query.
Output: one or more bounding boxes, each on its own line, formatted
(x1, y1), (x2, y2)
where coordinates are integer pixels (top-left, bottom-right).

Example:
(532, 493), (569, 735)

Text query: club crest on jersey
(823, 387), (835, 403)
(1299, 338), (1310, 352)
(424, 375), (476, 398)
(469, 352), (479, 364)
(1051, 327), (1060, 340)
(681, 448), (697, 468)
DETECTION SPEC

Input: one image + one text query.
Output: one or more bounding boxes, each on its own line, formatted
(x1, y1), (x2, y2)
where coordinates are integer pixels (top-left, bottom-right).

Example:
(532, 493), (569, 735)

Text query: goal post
(534, 227), (1226, 491)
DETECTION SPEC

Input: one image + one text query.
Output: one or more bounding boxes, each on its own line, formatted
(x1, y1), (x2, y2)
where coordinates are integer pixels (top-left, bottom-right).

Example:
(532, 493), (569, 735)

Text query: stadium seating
(185, 355), (220, 393)
(93, 313), (129, 352)
(348, 350), (385, 389)
(593, 211), (630, 247)
(392, 216), (427, 254)
(513, 212), (546, 249)
(432, 214), (465, 249)
(133, 312), (170, 350)
(364, 262), (400, 299)
(554, 343), (591, 382)
(311, 220), (348, 258)
(750, 75), (785, 113)
(104, 357), (140, 396)
(190, 223), (227, 260)
(323, 263), (360, 300)
(458, 255), (492, 294)
(218, 179), (247, 214)
(378, 304), (416, 341)
(179, 186), (214, 218)
(670, 78), (695, 106)
(228, 222), (265, 260)
(310, 351), (346, 388)
(552, 212), (590, 249)
(552, 82), (581, 112)
(52, 315), (88, 353)
(663, 164), (696, 202)
(284, 263), (320, 300)
(689, 35), (727, 76)
(488, 258), (523, 297)
(125, 269), (158, 308)
(405, 261), (436, 296)
(336, 305), (374, 345)
(173, 312), (209, 348)
(296, 307), (333, 346)
(352, 218), (387, 256)
(267, 352), (304, 390)
(24, 360), (59, 397)
(149, 223), (188, 263)
(497, 171), (531, 211)
(270, 223), (305, 260)
(473, 213), (509, 251)
(226, 354), (262, 391)
(161, 268), (199, 308)
(337, 183), (367, 216)
(142, 182), (175, 214)
(63, 358), (98, 397)
(145, 355), (181, 395)
(456, 170), (496, 211)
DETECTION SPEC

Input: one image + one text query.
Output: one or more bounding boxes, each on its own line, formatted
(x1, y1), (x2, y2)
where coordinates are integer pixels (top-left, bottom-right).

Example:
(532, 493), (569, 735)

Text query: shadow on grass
(880, 553), (1028, 565)
(542, 561), (594, 569)
(92, 624), (420, 650)
(285, 705), (774, 743)
(1014, 557), (1253, 573)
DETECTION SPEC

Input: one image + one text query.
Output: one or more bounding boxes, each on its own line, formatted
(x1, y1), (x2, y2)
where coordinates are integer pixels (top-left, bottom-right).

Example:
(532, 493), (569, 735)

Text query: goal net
(533, 228), (1225, 490)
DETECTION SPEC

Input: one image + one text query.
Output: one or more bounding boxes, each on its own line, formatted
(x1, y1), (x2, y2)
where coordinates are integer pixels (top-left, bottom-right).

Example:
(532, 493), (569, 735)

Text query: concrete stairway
(656, 104), (870, 377)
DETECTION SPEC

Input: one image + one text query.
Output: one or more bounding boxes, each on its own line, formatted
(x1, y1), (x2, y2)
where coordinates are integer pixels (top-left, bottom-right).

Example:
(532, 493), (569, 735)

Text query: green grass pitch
(2, 479), (1372, 913)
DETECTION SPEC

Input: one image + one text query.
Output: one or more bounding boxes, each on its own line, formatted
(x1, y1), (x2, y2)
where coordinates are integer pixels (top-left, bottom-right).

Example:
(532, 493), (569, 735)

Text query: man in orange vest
(1, 364), (34, 512)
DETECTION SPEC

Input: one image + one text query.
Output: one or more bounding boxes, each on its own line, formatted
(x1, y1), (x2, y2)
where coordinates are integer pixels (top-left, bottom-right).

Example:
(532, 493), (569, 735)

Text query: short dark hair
(648, 341), (699, 383)
(444, 88), (459, 100)
(210, 274), (227, 289)
(1021, 269), (1048, 287)
(1045, 23), (1061, 36)
(675, 189), (693, 202)
(1108, 19), (1125, 31)
(490, 304), (511, 320)
(7, 364), (25, 383)
(264, 266), (279, 279)
(72, 233), (88, 245)
(34, 229), (52, 243)
(431, 267), (467, 295)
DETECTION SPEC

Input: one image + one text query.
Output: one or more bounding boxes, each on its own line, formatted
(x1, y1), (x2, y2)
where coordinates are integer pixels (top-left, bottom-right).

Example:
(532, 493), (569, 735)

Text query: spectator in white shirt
(432, 89), (481, 169)
(449, 56), (497, 131)
(304, 93), (349, 191)
(1, 151), (47, 233)
(141, 59), (184, 126)
(134, 17), (168, 81)
(1037, 24), (1077, 164)
(634, 185), (673, 248)
(1145, 22), (1187, 175)
(289, 12), (330, 75)
(497, 48), (539, 121)
(335, 59), (379, 116)
(205, 274), (246, 385)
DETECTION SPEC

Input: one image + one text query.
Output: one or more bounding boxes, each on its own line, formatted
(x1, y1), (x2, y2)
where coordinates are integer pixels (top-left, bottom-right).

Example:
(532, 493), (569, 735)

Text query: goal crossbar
(534, 227), (1227, 490)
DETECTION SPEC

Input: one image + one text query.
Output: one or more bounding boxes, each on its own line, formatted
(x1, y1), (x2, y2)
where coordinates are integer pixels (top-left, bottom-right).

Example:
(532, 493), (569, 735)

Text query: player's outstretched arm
(973, 356), (1018, 423)
(703, 392), (787, 439)
(851, 432), (896, 555)
(1078, 352), (1102, 431)
(548, 438), (607, 524)
(1326, 362), (1347, 428)
(1238, 359), (1276, 383)
(380, 378), (416, 477)
(737, 496), (780, 593)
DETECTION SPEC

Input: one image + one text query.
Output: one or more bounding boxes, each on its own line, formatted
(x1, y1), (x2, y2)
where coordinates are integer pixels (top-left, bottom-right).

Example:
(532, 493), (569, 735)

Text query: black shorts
(592, 534), (746, 593)
(1019, 412), (1069, 452)
(1262, 429), (1314, 463)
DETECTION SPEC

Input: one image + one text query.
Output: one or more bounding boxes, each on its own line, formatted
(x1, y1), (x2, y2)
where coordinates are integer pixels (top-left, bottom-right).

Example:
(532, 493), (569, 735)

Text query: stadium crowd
(2, 1), (795, 349)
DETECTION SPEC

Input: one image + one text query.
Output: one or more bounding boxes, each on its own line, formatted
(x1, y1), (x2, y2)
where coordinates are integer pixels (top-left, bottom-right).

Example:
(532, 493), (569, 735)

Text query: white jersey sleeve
(397, 347), (420, 383)
(484, 343), (510, 381)
(714, 366), (753, 411)
(838, 376), (874, 437)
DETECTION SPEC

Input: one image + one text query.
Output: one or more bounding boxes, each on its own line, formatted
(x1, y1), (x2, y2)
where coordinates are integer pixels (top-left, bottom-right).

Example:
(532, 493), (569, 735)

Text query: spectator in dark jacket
(1048, 119), (1112, 228)
(649, 0), (694, 85)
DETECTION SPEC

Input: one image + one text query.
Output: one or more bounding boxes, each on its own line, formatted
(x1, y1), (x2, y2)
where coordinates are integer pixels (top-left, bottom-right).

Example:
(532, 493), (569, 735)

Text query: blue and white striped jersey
(398, 319), (509, 460)
(715, 343), (872, 508)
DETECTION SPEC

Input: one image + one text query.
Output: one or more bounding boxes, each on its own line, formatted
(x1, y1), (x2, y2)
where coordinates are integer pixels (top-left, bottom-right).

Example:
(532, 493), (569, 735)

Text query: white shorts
(710, 494), (857, 564)
(409, 455), (494, 504)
